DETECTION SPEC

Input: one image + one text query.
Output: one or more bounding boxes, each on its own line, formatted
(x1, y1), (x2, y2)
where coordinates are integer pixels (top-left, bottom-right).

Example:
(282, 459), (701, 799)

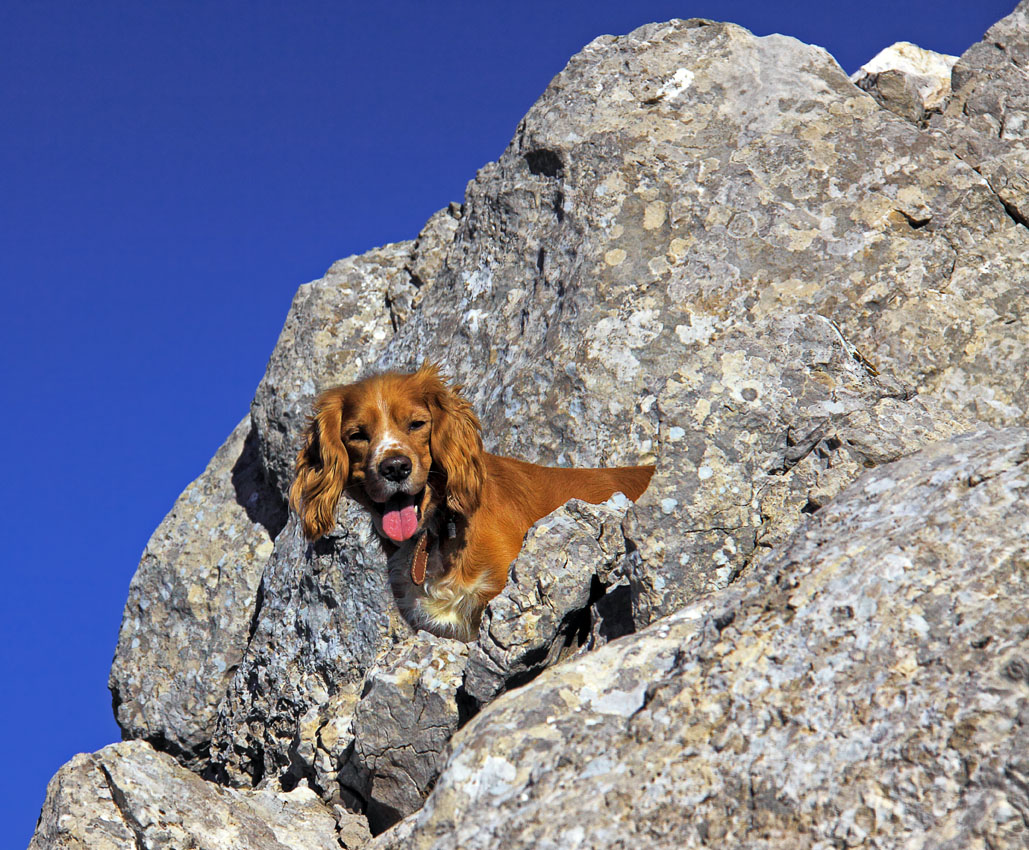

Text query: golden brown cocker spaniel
(291, 364), (654, 640)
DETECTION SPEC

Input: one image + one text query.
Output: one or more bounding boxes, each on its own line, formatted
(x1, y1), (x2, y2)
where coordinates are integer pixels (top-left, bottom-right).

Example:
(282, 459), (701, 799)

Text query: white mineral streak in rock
(463, 267), (493, 298)
(585, 309), (663, 383)
(674, 311), (719, 345)
(581, 682), (648, 717)
(656, 67), (694, 100)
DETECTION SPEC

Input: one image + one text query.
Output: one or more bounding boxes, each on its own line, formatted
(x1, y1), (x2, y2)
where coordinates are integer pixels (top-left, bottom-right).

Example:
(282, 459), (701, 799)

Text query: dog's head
(290, 363), (485, 542)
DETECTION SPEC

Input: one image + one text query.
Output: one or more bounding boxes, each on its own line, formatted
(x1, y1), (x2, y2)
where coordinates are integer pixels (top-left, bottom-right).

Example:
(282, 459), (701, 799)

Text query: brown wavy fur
(290, 391), (350, 540)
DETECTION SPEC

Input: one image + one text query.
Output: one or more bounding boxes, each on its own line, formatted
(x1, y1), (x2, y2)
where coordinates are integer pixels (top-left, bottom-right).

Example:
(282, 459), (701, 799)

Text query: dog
(290, 364), (654, 641)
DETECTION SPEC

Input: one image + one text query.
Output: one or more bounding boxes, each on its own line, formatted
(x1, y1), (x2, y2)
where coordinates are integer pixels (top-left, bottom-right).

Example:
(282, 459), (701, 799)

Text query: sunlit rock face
(851, 41), (958, 122)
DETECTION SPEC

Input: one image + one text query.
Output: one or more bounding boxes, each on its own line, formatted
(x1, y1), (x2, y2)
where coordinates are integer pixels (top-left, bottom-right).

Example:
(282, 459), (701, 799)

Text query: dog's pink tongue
(383, 503), (419, 542)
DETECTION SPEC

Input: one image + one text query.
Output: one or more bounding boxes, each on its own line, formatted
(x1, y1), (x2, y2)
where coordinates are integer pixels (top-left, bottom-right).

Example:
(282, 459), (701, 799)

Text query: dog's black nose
(379, 456), (412, 482)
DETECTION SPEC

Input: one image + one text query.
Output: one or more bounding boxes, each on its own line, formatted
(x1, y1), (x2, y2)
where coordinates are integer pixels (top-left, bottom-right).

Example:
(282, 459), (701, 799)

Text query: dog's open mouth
(379, 491), (422, 542)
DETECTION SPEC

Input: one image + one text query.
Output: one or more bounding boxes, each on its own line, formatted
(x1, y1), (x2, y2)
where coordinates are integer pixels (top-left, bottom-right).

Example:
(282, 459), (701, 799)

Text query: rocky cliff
(33, 5), (1029, 849)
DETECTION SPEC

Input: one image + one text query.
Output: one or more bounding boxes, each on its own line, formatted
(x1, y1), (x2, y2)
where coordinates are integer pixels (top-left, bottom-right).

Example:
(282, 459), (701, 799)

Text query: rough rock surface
(111, 211), (458, 778)
(249, 241), (412, 501)
(464, 497), (636, 706)
(379, 17), (1018, 621)
(934, 0), (1029, 226)
(294, 683), (361, 811)
(851, 41), (958, 123)
(372, 428), (1029, 849)
(208, 509), (409, 788)
(108, 12), (1029, 782)
(346, 635), (469, 833)
(29, 740), (362, 850)
(109, 418), (284, 767)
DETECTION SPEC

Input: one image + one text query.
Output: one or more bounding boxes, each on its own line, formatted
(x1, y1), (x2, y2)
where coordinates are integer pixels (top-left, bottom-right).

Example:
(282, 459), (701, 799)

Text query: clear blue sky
(2, 1), (1014, 843)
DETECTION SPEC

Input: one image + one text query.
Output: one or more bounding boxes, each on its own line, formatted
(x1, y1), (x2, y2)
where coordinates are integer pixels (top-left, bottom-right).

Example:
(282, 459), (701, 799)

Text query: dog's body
(290, 365), (654, 641)
(384, 452), (653, 640)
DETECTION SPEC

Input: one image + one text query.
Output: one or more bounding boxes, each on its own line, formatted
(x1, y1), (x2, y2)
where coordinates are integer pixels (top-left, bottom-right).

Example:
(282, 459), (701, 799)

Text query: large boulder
(28, 740), (366, 850)
(934, 0), (1029, 225)
(207, 509), (409, 789)
(370, 428), (1029, 849)
(346, 634), (469, 833)
(108, 418), (284, 768)
(378, 17), (1017, 622)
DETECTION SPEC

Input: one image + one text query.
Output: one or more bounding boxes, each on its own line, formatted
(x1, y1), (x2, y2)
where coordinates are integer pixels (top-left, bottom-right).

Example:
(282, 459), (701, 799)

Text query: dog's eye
(347, 428), (369, 442)
(408, 420), (427, 432)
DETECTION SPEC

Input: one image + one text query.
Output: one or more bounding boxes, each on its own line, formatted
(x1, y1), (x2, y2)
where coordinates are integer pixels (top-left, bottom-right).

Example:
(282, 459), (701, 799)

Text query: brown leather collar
(412, 531), (431, 585)
(411, 510), (457, 586)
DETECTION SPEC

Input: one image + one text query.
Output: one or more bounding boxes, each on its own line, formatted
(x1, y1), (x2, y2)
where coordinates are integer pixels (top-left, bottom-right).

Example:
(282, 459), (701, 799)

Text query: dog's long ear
(290, 387), (350, 540)
(418, 363), (485, 516)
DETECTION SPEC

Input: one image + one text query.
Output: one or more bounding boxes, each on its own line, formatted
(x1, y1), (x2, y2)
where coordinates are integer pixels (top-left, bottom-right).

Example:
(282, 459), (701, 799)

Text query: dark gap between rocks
(383, 291), (400, 333)
(454, 683), (480, 728)
(142, 731), (210, 775)
(999, 196), (1029, 230)
(279, 741), (325, 797)
(524, 148), (564, 178)
(593, 581), (636, 643)
(231, 427), (288, 539)
(245, 576), (266, 647)
(366, 798), (404, 837)
(562, 574), (608, 650)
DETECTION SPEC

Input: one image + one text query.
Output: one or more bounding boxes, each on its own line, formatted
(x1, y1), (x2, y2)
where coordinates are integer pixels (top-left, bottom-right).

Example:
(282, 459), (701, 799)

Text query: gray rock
(347, 635), (468, 833)
(400, 205), (463, 313)
(370, 428), (1029, 850)
(293, 684), (362, 814)
(374, 17), (1021, 622)
(381, 17), (1025, 431)
(851, 41), (958, 123)
(250, 242), (416, 503)
(464, 498), (635, 706)
(109, 418), (284, 767)
(29, 740), (358, 850)
(629, 313), (975, 623)
(224, 629), (467, 835)
(109, 211), (458, 773)
(934, 1), (1029, 225)
(208, 508), (410, 788)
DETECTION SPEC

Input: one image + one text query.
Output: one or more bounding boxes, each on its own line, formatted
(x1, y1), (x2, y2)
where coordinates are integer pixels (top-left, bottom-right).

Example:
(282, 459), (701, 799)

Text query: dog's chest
(386, 538), (485, 642)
